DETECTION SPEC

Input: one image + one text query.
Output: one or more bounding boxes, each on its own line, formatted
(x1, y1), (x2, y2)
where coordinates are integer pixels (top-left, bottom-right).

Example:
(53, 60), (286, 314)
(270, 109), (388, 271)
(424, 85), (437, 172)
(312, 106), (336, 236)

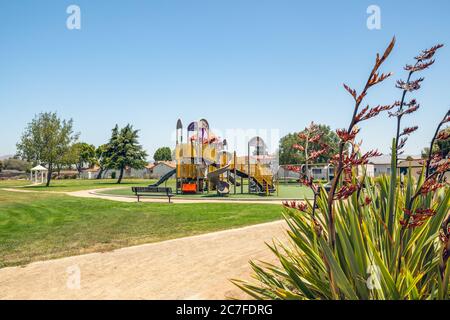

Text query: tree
(16, 112), (78, 186)
(105, 124), (147, 184)
(153, 147), (172, 162)
(71, 142), (96, 176)
(421, 126), (450, 159)
(95, 144), (110, 179)
(278, 124), (339, 165)
(0, 160), (3, 173)
(436, 126), (450, 158)
(1, 158), (32, 172)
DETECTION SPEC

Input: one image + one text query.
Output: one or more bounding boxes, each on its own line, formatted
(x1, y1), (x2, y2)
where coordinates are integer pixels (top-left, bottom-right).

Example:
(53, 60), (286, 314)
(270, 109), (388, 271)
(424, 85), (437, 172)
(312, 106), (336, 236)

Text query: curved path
(0, 220), (287, 300)
(1, 187), (287, 204)
(69, 188), (286, 204)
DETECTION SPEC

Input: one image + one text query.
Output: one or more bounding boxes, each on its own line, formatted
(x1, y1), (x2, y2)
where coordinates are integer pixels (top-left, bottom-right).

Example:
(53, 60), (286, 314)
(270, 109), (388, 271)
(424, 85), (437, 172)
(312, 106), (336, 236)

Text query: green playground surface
(97, 179), (313, 200)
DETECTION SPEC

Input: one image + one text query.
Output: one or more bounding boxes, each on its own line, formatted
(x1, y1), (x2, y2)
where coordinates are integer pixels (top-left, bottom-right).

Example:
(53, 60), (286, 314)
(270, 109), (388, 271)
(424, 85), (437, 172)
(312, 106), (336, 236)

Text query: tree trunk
(77, 164), (82, 179)
(96, 168), (104, 179)
(46, 164), (53, 187)
(117, 167), (124, 184)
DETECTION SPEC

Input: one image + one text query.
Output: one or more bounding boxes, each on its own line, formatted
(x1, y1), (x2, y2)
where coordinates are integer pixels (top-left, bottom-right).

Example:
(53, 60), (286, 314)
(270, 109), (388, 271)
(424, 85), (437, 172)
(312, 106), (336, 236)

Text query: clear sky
(1, 0), (449, 158)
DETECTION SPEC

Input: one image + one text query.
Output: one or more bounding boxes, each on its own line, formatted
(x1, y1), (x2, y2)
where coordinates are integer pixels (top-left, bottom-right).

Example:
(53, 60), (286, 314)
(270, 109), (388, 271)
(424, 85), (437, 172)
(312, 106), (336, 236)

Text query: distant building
(277, 163), (375, 182)
(309, 165), (334, 181)
(368, 155), (392, 177)
(397, 159), (424, 179)
(80, 167), (100, 180)
(148, 161), (176, 179)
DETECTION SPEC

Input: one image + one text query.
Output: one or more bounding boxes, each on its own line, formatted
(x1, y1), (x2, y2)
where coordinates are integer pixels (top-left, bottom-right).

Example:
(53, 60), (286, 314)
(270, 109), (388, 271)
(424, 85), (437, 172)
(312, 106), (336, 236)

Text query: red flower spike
(343, 84), (357, 100)
(286, 165), (301, 173)
(396, 78), (424, 92)
(336, 127), (360, 142)
(363, 196), (372, 206)
(293, 144), (305, 152)
(436, 131), (449, 141)
(400, 126), (418, 137)
(414, 44), (444, 61)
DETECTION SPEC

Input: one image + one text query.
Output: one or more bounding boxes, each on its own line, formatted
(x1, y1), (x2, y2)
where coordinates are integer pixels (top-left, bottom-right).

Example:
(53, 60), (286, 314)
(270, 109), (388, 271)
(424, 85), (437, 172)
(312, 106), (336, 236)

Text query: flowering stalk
(326, 37), (396, 248)
(392, 44), (443, 159)
(396, 109), (450, 278)
(425, 109), (450, 177)
(286, 122), (328, 218)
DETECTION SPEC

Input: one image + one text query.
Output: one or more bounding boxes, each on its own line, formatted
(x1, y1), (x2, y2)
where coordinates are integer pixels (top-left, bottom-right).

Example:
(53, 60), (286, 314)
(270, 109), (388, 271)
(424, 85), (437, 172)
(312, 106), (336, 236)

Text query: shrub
(233, 39), (450, 300)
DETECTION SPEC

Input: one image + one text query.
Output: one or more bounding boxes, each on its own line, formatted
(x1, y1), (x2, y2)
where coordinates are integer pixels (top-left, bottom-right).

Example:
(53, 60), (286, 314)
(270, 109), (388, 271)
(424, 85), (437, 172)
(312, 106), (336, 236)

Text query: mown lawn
(0, 179), (31, 188)
(19, 178), (152, 192)
(0, 189), (283, 268)
(1, 178), (313, 199)
(99, 180), (313, 200)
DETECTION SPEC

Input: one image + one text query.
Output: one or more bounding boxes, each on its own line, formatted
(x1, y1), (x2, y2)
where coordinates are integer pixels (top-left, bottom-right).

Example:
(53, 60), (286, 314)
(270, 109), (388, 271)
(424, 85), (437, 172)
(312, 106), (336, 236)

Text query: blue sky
(0, 0), (449, 158)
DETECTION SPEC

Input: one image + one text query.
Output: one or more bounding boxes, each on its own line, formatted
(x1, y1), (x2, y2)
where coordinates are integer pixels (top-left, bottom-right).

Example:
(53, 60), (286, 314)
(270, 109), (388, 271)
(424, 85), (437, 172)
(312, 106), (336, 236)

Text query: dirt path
(0, 220), (287, 300)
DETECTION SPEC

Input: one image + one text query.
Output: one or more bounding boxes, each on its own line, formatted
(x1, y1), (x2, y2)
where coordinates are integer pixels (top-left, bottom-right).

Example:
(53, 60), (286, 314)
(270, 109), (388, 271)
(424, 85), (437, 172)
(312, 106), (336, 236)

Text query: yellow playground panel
(152, 118), (276, 196)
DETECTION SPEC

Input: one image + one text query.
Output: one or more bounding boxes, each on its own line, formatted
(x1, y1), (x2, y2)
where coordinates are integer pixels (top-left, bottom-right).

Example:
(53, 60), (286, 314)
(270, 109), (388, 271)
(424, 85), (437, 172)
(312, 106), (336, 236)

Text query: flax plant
(233, 39), (450, 300)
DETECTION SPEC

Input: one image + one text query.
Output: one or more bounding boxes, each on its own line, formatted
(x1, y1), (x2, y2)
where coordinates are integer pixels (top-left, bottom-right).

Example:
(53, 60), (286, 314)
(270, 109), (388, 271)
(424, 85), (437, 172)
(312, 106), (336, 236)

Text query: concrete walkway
(0, 220), (287, 300)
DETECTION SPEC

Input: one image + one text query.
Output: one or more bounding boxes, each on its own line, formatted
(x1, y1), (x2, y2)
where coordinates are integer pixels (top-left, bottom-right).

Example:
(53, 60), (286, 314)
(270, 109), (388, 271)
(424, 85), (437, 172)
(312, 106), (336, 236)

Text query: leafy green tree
(105, 124), (147, 184)
(1, 158), (32, 172)
(153, 147), (172, 162)
(278, 124), (339, 165)
(0, 160), (3, 173)
(421, 127), (449, 159)
(71, 142), (96, 175)
(16, 112), (78, 186)
(436, 126), (450, 158)
(95, 144), (110, 179)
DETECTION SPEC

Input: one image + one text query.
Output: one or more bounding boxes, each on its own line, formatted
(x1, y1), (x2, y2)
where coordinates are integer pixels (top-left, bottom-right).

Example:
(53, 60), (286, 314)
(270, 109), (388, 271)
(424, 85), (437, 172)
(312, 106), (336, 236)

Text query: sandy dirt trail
(0, 220), (287, 300)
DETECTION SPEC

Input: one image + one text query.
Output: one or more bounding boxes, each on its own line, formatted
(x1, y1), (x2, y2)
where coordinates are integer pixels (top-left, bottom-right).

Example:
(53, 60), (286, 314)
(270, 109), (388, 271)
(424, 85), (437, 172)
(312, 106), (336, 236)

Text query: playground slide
(207, 164), (231, 182)
(228, 173), (241, 186)
(234, 168), (249, 178)
(149, 168), (176, 187)
(234, 168), (274, 193)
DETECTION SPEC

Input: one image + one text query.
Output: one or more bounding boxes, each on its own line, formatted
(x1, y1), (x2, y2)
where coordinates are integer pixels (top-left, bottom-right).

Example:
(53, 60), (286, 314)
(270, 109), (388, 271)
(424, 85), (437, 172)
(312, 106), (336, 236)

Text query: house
(81, 165), (151, 180)
(397, 159), (424, 179)
(148, 161), (176, 179)
(277, 162), (375, 182)
(309, 165), (334, 181)
(368, 155), (392, 176)
(277, 164), (335, 181)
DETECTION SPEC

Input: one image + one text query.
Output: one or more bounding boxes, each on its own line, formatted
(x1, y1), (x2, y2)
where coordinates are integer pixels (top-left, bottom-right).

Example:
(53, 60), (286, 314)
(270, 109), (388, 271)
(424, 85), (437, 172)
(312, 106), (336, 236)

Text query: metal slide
(228, 173), (241, 186)
(206, 164), (231, 183)
(149, 168), (176, 187)
(233, 168), (274, 193)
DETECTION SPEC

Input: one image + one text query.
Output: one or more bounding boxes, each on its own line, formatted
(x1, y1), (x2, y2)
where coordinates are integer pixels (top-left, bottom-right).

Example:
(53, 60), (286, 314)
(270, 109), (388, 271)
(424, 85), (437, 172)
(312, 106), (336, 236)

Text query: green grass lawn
(0, 189), (284, 268)
(0, 179), (31, 188)
(99, 180), (313, 200)
(0, 178), (313, 199)
(18, 178), (151, 192)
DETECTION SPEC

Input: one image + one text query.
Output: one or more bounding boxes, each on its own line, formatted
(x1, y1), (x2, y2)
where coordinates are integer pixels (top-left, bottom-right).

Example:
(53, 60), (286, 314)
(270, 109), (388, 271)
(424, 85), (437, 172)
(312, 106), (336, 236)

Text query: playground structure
(149, 118), (276, 196)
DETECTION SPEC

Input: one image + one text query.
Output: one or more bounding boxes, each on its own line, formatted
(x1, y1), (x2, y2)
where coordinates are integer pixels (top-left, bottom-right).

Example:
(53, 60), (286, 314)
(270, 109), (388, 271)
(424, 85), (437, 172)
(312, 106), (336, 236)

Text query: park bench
(131, 186), (175, 203)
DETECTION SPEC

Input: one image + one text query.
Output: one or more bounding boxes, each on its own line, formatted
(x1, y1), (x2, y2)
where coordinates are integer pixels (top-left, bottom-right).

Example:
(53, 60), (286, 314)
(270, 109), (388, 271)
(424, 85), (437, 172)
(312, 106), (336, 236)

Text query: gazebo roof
(31, 165), (48, 171)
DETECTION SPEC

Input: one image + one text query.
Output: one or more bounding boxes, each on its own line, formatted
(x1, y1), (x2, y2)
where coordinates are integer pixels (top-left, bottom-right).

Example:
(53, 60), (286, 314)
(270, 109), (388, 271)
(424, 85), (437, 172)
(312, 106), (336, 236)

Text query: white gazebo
(30, 165), (48, 184)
